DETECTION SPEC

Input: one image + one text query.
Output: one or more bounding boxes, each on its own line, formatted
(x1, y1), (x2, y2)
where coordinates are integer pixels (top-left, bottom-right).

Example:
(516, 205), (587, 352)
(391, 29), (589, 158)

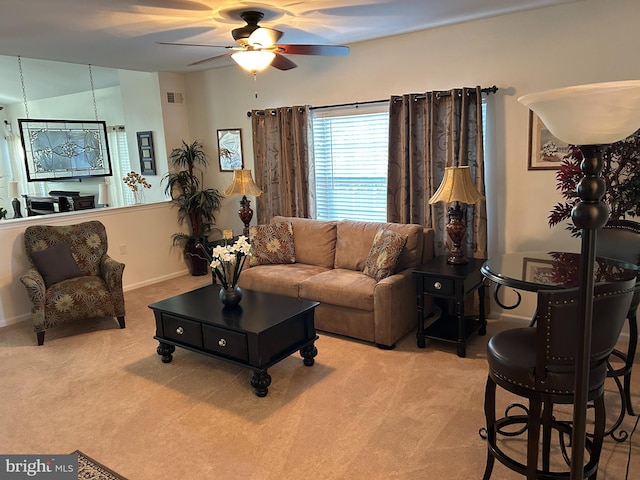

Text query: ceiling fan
(158, 10), (349, 72)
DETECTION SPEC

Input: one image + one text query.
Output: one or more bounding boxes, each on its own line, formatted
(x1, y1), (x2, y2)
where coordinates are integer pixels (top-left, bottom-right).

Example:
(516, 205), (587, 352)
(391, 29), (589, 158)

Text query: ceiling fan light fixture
(231, 50), (275, 72)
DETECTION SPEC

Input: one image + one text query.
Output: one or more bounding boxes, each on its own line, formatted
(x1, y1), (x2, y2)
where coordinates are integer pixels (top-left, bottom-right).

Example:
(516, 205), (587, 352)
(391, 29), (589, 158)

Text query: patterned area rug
(72, 451), (128, 480)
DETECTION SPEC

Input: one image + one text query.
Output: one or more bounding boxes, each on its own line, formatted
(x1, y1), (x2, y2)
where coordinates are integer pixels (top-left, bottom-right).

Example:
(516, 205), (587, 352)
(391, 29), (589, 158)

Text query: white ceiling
(0, 0), (580, 106)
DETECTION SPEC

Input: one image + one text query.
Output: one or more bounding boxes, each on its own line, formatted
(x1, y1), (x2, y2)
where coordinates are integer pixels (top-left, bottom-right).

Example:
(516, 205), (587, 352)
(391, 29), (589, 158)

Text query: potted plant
(548, 130), (640, 236)
(163, 140), (224, 275)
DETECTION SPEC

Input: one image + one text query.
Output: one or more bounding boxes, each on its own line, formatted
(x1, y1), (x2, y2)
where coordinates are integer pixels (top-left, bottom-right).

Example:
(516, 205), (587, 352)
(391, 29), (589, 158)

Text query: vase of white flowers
(197, 236), (251, 307)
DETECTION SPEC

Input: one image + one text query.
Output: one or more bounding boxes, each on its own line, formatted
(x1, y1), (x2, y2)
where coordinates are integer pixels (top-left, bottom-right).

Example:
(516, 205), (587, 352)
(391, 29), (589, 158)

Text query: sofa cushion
(30, 242), (84, 288)
(363, 228), (408, 281)
(238, 263), (329, 297)
(334, 221), (423, 271)
(272, 216), (337, 269)
(249, 221), (296, 266)
(299, 269), (376, 311)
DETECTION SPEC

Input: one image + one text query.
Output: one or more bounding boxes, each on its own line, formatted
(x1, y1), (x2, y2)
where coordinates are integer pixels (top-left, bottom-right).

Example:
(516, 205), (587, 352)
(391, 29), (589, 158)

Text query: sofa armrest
(372, 269), (423, 348)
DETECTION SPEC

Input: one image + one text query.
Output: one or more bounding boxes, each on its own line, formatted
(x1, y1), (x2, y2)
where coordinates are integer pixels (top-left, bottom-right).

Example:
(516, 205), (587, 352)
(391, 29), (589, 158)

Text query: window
(311, 103), (389, 222)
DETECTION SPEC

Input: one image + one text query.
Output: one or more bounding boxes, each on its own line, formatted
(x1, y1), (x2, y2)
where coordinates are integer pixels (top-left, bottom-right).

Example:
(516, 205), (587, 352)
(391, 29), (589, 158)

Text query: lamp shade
(231, 50), (275, 73)
(518, 80), (640, 145)
(8, 181), (18, 199)
(98, 183), (109, 205)
(429, 166), (484, 205)
(224, 169), (263, 197)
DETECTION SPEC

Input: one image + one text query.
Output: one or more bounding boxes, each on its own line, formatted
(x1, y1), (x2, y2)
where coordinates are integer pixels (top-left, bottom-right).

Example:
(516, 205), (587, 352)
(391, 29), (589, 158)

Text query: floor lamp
(224, 169), (263, 237)
(519, 80), (640, 479)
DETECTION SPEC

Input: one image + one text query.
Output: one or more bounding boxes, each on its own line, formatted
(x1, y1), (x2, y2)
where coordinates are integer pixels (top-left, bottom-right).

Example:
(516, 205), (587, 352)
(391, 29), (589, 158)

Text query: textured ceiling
(0, 0), (580, 105)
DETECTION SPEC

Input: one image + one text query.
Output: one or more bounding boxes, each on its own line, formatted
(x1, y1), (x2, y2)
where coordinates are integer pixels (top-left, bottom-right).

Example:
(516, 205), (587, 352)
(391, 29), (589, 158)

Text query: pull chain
(18, 56), (29, 119)
(254, 73), (258, 99)
(89, 64), (99, 121)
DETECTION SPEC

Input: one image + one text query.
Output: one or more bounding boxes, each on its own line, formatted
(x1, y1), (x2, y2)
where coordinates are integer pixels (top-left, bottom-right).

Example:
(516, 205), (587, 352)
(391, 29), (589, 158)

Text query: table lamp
(428, 166), (484, 264)
(224, 169), (263, 237)
(519, 80), (640, 479)
(8, 181), (22, 218)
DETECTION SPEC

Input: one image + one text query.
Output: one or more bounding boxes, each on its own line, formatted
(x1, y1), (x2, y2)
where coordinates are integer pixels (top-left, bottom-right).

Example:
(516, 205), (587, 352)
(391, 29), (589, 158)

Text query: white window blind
(311, 103), (389, 222)
(107, 126), (133, 206)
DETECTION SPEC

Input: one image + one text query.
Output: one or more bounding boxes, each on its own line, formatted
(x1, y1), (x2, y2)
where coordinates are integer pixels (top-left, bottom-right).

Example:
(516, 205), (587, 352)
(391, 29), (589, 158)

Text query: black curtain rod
(246, 85), (498, 117)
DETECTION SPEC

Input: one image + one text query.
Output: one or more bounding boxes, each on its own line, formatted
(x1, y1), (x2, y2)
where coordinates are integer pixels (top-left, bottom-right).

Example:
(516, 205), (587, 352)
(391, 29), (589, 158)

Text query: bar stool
(482, 279), (635, 479)
(598, 219), (640, 423)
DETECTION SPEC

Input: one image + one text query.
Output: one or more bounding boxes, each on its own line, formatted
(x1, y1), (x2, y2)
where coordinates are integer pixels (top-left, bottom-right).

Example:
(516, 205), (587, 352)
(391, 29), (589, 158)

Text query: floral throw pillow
(249, 221), (296, 266)
(363, 228), (408, 281)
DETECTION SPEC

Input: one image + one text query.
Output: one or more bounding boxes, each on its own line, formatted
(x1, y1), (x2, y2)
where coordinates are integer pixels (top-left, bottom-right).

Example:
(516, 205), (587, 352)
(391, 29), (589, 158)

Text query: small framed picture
(522, 257), (554, 284)
(217, 128), (244, 171)
(137, 131), (156, 175)
(527, 111), (570, 170)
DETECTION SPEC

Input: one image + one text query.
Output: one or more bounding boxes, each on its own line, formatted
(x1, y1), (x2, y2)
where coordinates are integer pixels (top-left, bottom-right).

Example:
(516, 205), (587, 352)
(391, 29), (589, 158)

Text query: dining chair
(482, 279), (635, 479)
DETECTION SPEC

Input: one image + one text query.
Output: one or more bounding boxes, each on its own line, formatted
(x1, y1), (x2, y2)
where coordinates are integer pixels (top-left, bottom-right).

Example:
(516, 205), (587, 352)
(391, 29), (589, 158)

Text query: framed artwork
(527, 110), (570, 170)
(522, 257), (554, 284)
(137, 131), (156, 175)
(18, 119), (112, 181)
(217, 128), (244, 171)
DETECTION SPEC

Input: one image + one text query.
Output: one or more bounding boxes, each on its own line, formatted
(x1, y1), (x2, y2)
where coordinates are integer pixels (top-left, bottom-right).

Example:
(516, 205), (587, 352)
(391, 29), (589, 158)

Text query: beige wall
(1, 0), (638, 327)
(183, 0), (639, 320)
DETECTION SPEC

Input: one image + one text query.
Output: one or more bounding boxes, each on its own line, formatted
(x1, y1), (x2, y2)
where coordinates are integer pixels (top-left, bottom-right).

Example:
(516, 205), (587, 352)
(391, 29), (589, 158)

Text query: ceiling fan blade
(247, 27), (283, 48)
(188, 53), (231, 66)
(157, 41), (237, 49)
(274, 44), (350, 56)
(271, 54), (297, 71)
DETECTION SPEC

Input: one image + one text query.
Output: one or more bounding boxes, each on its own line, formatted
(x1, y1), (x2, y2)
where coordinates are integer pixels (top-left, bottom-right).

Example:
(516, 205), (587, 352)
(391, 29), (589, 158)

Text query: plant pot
(184, 243), (210, 276)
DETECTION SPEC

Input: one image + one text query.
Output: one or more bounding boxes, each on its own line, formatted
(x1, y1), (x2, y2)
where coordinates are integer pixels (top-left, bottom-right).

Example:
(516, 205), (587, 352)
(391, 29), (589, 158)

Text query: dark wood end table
(413, 256), (487, 357)
(149, 284), (319, 397)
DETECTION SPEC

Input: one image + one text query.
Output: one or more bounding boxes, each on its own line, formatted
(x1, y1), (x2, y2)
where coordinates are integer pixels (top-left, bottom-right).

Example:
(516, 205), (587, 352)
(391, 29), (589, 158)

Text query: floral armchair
(20, 220), (126, 345)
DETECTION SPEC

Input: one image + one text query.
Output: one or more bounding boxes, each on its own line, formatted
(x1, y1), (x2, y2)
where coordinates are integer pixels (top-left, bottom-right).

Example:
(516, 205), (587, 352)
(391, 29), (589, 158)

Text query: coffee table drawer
(202, 325), (248, 362)
(162, 314), (203, 348)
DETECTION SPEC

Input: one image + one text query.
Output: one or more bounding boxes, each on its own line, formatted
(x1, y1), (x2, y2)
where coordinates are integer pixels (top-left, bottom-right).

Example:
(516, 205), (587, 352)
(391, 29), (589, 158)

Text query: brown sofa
(238, 216), (434, 348)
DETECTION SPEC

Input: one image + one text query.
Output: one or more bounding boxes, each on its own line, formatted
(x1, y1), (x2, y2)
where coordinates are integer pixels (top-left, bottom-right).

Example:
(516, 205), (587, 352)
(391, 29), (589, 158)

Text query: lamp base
(446, 204), (468, 265)
(11, 197), (23, 219)
(239, 195), (253, 237)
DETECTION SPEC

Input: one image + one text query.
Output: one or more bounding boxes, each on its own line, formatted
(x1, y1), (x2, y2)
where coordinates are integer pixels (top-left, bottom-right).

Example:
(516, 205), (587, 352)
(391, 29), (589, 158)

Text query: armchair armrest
(19, 267), (46, 301)
(19, 267), (46, 329)
(101, 255), (126, 317)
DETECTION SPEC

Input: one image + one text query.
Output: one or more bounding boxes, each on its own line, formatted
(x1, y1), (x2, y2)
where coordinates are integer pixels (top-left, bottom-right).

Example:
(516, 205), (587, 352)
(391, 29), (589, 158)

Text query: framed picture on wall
(137, 131), (156, 175)
(217, 128), (244, 171)
(522, 257), (554, 283)
(528, 110), (570, 170)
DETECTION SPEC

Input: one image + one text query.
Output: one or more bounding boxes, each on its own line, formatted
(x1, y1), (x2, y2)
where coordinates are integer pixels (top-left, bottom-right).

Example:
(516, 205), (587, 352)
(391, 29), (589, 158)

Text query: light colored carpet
(1, 275), (638, 479)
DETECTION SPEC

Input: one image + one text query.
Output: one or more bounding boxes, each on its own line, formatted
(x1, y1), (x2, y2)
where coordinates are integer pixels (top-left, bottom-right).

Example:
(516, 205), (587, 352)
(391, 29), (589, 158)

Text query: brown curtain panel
(250, 106), (315, 224)
(387, 87), (487, 259)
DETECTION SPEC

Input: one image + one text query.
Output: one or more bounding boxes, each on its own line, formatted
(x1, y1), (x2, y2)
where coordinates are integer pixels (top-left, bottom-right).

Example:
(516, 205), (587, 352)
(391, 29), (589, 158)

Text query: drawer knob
(218, 338), (227, 347)
(434, 282), (442, 290)
(176, 326), (184, 335)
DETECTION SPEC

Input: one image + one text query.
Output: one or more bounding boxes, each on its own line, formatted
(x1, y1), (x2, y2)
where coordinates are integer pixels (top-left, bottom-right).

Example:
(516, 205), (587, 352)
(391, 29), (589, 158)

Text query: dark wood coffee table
(148, 284), (319, 397)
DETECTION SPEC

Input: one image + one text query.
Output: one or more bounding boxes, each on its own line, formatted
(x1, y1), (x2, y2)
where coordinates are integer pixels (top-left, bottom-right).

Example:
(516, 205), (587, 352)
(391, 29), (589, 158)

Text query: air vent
(166, 91), (184, 104)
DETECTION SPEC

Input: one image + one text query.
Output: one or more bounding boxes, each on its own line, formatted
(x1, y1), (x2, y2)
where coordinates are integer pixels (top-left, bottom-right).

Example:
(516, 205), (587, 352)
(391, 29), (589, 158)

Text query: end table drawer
(162, 314), (203, 348)
(423, 277), (455, 296)
(203, 325), (248, 362)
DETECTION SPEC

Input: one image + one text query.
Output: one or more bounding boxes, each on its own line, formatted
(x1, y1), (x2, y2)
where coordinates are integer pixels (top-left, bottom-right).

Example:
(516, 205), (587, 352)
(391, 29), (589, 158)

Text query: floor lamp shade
(518, 80), (640, 145)
(518, 80), (640, 480)
(429, 166), (484, 264)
